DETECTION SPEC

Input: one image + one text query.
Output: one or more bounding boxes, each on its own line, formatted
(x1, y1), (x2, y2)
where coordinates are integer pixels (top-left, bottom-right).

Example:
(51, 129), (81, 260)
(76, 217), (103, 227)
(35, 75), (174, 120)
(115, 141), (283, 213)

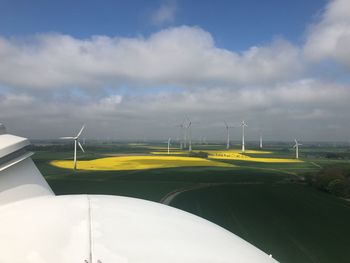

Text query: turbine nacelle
(224, 120), (235, 129)
(293, 139), (302, 148)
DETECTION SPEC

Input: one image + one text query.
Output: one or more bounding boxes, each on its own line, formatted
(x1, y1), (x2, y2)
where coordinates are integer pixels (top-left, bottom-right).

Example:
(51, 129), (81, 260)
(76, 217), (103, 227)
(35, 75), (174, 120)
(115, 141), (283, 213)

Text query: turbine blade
(59, 137), (74, 139)
(78, 141), (85, 152)
(76, 125), (85, 138)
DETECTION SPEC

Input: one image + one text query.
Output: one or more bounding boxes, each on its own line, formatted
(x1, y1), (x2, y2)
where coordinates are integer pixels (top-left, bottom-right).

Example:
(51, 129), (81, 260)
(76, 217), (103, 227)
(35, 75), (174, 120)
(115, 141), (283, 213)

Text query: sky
(0, 0), (349, 142)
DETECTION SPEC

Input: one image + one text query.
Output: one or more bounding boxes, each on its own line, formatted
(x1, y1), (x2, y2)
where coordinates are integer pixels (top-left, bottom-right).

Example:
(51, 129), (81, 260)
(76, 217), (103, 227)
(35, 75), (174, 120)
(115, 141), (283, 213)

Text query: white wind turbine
(167, 137), (171, 154)
(60, 125), (85, 174)
(187, 119), (192, 152)
(293, 139), (302, 159)
(177, 120), (186, 149)
(240, 120), (248, 152)
(259, 130), (263, 149)
(224, 121), (234, 150)
(185, 117), (199, 152)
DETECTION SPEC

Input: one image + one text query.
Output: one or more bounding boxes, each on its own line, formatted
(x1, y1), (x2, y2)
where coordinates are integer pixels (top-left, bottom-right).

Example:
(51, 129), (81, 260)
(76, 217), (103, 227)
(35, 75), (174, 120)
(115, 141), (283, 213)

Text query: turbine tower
(293, 139), (302, 159)
(259, 131), (263, 149)
(187, 119), (192, 152)
(224, 121), (233, 150)
(240, 120), (248, 152)
(167, 137), (171, 154)
(177, 119), (186, 149)
(59, 125), (85, 174)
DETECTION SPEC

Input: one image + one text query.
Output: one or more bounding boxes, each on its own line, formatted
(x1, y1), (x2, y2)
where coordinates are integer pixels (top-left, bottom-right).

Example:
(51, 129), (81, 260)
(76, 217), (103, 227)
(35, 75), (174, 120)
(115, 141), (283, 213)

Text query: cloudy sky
(0, 0), (349, 141)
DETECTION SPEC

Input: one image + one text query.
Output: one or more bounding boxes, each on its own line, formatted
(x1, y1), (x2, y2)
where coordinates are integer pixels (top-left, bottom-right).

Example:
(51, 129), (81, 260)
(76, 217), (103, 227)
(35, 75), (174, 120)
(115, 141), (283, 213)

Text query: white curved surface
(0, 195), (278, 263)
(0, 195), (89, 263)
(0, 134), (29, 158)
(0, 158), (53, 205)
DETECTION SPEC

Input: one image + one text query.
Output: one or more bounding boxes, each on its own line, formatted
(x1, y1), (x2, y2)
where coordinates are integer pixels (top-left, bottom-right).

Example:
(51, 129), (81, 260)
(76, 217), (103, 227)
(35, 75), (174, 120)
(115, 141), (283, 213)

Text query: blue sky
(0, 0), (327, 50)
(0, 0), (349, 141)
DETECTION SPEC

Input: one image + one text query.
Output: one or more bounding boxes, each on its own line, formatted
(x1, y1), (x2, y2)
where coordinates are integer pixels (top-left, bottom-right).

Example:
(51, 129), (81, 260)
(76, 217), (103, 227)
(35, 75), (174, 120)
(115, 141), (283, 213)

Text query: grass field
(32, 142), (350, 263)
(171, 184), (350, 263)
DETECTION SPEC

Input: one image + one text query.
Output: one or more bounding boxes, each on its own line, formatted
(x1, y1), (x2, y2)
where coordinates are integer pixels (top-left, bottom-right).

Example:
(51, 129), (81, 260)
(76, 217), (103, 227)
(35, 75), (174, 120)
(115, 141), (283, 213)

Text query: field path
(160, 183), (210, 205)
(310, 161), (322, 168)
(161, 182), (266, 205)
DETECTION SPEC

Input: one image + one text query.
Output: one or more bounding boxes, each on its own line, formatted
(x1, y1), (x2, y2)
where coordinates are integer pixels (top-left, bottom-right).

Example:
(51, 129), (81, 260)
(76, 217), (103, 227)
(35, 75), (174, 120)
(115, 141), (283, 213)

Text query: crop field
(51, 155), (235, 171)
(32, 141), (350, 263)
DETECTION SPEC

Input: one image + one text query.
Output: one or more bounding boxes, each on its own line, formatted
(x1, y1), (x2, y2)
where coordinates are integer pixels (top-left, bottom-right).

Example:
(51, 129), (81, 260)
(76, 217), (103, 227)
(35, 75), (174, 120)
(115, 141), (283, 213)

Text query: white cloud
(304, 0), (350, 68)
(1, 0), (350, 141)
(1, 79), (349, 140)
(151, 1), (177, 26)
(0, 26), (302, 90)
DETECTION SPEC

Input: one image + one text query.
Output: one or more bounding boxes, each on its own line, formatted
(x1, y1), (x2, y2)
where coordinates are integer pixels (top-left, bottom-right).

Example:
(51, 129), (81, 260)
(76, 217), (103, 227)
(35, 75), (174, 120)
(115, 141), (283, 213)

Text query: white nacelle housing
(0, 129), (53, 205)
(0, 124), (278, 263)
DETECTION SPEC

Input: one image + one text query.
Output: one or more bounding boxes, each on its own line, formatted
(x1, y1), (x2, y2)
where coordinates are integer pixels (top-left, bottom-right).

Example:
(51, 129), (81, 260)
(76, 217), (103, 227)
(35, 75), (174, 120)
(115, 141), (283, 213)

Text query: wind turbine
(240, 120), (248, 152)
(177, 119), (186, 149)
(59, 125), (85, 174)
(224, 121), (234, 150)
(259, 131), (263, 149)
(167, 137), (171, 154)
(187, 119), (192, 152)
(293, 139), (302, 159)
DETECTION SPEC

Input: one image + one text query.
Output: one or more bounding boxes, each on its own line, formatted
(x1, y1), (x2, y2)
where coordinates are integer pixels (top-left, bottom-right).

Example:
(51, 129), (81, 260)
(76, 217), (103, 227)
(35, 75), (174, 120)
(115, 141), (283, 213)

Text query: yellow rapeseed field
(207, 150), (301, 163)
(149, 149), (299, 163)
(150, 151), (188, 155)
(51, 155), (235, 171)
(145, 146), (181, 150)
(203, 149), (273, 154)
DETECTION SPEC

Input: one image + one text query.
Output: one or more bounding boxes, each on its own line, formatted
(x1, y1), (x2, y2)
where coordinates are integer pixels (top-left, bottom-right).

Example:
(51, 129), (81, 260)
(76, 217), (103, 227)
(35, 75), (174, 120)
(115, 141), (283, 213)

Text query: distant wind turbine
(168, 137), (171, 154)
(259, 131), (263, 149)
(187, 119), (192, 152)
(185, 117), (199, 152)
(59, 125), (85, 174)
(240, 121), (248, 152)
(293, 139), (302, 159)
(177, 119), (186, 149)
(224, 121), (234, 150)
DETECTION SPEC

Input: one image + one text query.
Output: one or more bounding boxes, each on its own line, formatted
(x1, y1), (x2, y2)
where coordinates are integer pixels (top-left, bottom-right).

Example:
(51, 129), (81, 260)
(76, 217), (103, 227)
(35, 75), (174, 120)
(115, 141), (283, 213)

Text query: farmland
(32, 141), (350, 263)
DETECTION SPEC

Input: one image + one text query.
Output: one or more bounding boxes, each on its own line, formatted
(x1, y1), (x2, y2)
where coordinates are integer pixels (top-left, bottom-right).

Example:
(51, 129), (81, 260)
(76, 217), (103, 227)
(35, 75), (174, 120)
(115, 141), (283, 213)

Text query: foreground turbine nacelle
(0, 125), (53, 206)
(0, 124), (278, 263)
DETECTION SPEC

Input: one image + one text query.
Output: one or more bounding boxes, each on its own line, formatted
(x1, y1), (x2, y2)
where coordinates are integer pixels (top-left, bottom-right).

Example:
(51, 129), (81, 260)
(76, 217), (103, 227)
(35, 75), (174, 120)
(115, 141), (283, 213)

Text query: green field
(32, 142), (350, 263)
